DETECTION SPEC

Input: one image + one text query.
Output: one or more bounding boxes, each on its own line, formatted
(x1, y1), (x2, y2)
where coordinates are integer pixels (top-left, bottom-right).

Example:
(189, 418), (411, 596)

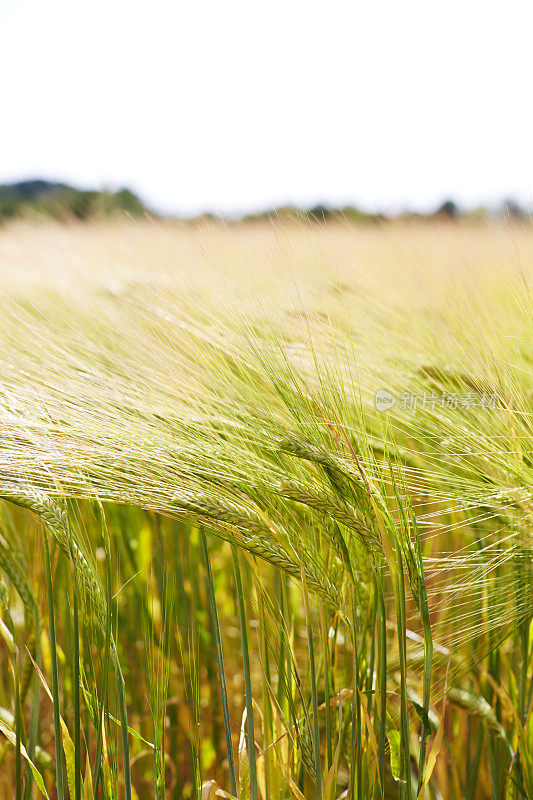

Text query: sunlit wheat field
(0, 217), (531, 800)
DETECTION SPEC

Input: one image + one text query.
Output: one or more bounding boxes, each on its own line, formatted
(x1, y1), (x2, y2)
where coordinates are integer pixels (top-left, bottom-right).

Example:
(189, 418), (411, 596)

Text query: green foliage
(0, 180), (147, 222)
(0, 230), (531, 799)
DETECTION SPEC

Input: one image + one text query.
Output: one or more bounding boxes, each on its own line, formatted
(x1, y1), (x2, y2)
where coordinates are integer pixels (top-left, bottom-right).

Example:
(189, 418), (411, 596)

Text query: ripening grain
(0, 217), (531, 800)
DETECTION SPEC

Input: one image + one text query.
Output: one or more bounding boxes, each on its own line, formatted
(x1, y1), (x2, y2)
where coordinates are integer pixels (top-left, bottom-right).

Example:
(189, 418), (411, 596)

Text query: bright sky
(1, 0), (532, 216)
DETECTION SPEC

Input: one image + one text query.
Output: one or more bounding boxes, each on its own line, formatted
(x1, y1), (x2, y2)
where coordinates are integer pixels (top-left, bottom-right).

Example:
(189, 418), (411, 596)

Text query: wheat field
(0, 217), (531, 800)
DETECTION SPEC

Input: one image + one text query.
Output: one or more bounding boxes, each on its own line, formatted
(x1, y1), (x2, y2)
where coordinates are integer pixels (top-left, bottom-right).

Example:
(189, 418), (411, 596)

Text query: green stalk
(12, 654), (23, 800)
(319, 602), (333, 772)
(257, 589), (274, 800)
(412, 517), (433, 797)
(1, 587), (29, 798)
(518, 606), (530, 728)
(465, 724), (483, 800)
(113, 644), (132, 800)
(301, 565), (323, 800)
(376, 578), (387, 799)
(43, 534), (65, 800)
(394, 543), (412, 800)
(24, 616), (41, 800)
(11, 635), (24, 800)
(525, 659), (533, 724)
(349, 589), (362, 800)
(276, 572), (287, 718)
(515, 554), (529, 798)
(232, 547), (259, 800)
(366, 592), (377, 724)
(73, 587), (81, 800)
(485, 727), (500, 800)
(416, 592), (433, 796)
(201, 531), (237, 796)
(68, 538), (82, 800)
(93, 549), (112, 800)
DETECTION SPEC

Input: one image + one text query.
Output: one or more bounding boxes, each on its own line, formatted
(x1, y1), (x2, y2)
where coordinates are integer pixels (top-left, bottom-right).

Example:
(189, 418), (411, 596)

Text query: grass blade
(231, 547), (259, 800)
(301, 565), (322, 800)
(376, 581), (387, 799)
(114, 645), (132, 800)
(93, 546), (112, 799)
(43, 534), (65, 800)
(201, 530), (237, 796)
(67, 535), (82, 800)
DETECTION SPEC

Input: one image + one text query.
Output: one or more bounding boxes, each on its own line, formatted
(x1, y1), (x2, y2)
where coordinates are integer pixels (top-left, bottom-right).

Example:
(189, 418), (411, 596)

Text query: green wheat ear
(0, 221), (531, 799)
(0, 487), (106, 627)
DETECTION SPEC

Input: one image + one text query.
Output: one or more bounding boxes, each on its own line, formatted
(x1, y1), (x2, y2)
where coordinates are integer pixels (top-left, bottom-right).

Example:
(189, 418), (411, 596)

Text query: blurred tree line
(193, 198), (530, 225)
(0, 180), (147, 222)
(0, 181), (529, 225)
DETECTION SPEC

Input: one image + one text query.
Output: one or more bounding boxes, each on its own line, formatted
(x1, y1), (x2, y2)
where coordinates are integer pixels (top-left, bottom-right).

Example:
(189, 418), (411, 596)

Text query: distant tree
(62, 188), (100, 219)
(307, 204), (333, 221)
(0, 179), (148, 222)
(435, 199), (459, 218)
(466, 206), (490, 222)
(0, 197), (18, 218)
(502, 198), (524, 219)
(0, 179), (68, 201)
(187, 211), (220, 224)
(340, 206), (379, 223)
(112, 188), (145, 215)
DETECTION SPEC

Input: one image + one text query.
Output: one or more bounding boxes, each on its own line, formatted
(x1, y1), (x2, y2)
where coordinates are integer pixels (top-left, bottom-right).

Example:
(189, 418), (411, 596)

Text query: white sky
(1, 0), (532, 216)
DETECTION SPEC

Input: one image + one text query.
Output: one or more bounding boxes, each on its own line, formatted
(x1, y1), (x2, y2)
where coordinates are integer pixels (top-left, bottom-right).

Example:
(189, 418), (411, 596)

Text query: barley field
(0, 217), (532, 800)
